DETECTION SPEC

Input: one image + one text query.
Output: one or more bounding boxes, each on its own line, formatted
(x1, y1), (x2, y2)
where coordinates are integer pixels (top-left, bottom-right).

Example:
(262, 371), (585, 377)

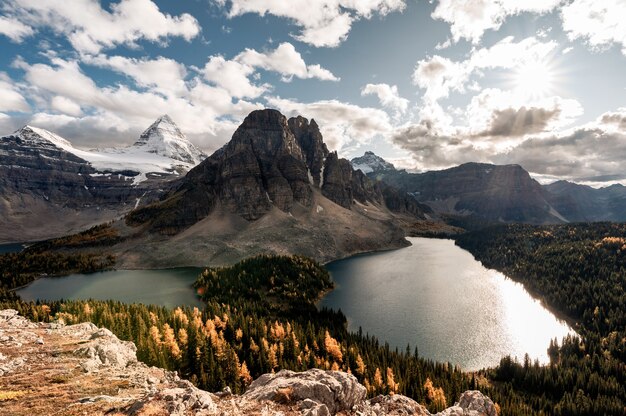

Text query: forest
(1, 223), (625, 414)
(457, 223), (625, 414)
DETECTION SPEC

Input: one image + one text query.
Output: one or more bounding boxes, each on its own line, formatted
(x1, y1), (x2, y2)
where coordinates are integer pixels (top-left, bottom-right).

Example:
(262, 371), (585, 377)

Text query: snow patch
(316, 205), (324, 213)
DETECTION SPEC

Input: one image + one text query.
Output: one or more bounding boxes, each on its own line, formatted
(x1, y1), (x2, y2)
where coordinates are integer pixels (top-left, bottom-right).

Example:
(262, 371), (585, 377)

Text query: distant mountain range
(2, 108), (625, 255)
(350, 152), (626, 225)
(0, 115), (204, 242)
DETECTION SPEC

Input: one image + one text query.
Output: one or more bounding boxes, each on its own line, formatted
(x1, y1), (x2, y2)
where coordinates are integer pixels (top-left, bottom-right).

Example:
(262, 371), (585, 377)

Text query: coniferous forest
(457, 223), (625, 414)
(1, 223), (625, 414)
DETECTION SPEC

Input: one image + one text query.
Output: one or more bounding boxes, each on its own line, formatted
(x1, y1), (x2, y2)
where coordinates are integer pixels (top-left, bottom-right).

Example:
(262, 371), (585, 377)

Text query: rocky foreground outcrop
(0, 310), (498, 415)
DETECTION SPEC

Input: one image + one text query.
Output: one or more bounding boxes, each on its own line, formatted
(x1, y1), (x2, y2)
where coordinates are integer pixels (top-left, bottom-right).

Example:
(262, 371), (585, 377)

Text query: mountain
(544, 180), (626, 222)
(118, 109), (428, 267)
(0, 116), (203, 243)
(359, 154), (566, 224)
(132, 114), (206, 165)
(351, 151), (396, 174)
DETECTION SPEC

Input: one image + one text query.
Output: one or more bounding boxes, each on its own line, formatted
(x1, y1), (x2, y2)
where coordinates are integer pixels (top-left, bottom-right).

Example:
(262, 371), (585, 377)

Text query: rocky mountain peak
(226, 109), (305, 162)
(128, 108), (428, 235)
(239, 108), (288, 131)
(288, 115), (329, 186)
(133, 115), (205, 164)
(351, 151), (396, 174)
(10, 125), (75, 151)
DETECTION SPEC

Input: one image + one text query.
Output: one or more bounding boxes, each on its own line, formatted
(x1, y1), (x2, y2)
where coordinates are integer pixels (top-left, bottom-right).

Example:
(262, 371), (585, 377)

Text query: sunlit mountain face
(0, 0), (624, 186)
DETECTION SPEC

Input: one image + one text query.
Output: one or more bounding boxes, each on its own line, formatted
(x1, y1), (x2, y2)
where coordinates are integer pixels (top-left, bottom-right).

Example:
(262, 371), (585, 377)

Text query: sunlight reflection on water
(320, 237), (575, 370)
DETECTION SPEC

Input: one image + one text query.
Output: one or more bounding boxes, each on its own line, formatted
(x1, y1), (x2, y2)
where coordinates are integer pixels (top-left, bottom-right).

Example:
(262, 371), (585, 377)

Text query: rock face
(0, 309), (499, 416)
(289, 116), (328, 187)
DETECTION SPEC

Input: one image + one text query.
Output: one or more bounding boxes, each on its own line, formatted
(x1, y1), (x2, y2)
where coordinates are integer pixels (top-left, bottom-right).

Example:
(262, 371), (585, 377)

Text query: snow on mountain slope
(350, 151), (395, 174)
(133, 114), (206, 165)
(5, 116), (206, 184)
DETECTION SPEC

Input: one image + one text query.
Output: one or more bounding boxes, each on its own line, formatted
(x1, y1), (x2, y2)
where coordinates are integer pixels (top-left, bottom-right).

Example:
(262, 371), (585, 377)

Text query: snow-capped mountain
(6, 116), (206, 185)
(350, 151), (396, 174)
(10, 125), (78, 153)
(0, 116), (203, 242)
(133, 114), (206, 165)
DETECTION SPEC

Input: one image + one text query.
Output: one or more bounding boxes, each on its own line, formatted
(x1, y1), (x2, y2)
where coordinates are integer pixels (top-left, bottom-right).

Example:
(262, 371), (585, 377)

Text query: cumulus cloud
(266, 96), (393, 151)
(84, 54), (189, 98)
(0, 73), (30, 112)
(465, 88), (583, 139)
(495, 125), (626, 183)
(479, 107), (561, 137)
(392, 106), (626, 185)
(1, 0), (201, 53)
(391, 121), (489, 169)
(236, 42), (339, 81)
(0, 16), (34, 42)
(561, 0), (626, 55)
(600, 108), (626, 130)
(50, 96), (82, 116)
(202, 42), (339, 98)
(432, 0), (562, 44)
(413, 36), (558, 102)
(217, 0), (406, 47)
(360, 83), (408, 118)
(10, 56), (263, 149)
(202, 55), (267, 99)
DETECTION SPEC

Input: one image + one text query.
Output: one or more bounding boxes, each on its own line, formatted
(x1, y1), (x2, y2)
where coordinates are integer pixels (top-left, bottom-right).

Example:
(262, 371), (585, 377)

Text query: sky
(0, 0), (625, 186)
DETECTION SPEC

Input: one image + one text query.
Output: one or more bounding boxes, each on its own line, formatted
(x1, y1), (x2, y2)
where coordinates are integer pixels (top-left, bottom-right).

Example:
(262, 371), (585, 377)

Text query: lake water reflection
(319, 237), (575, 370)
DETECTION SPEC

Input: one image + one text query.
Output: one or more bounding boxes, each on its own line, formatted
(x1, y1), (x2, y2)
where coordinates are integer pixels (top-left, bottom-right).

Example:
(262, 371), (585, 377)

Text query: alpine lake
(16, 237), (574, 370)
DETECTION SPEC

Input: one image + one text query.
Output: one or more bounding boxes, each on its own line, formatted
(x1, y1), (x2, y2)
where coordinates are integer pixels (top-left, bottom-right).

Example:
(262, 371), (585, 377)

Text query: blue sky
(0, 0), (625, 185)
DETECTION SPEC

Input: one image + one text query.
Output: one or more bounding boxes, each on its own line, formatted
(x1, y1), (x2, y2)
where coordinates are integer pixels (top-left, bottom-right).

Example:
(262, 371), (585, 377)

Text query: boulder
(75, 327), (137, 372)
(244, 368), (366, 414)
(436, 390), (498, 416)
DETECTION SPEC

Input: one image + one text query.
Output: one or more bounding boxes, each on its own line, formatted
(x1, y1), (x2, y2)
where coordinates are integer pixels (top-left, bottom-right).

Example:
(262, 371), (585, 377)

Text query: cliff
(0, 309), (498, 415)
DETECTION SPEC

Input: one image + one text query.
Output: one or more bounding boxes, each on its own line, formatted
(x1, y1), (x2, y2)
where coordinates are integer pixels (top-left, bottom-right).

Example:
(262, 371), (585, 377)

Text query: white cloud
(202, 55), (266, 99)
(202, 42), (339, 98)
(50, 96), (82, 116)
(267, 96), (393, 151)
(494, 114), (626, 183)
(413, 36), (558, 102)
(0, 16), (34, 42)
(413, 55), (469, 101)
(218, 0), (406, 47)
(236, 42), (339, 81)
(13, 56), (261, 150)
(392, 121), (489, 170)
(561, 0), (626, 56)
(465, 88), (583, 139)
(432, 0), (562, 44)
(360, 83), (409, 117)
(83, 54), (188, 98)
(0, 73), (30, 112)
(392, 106), (626, 185)
(2, 0), (200, 53)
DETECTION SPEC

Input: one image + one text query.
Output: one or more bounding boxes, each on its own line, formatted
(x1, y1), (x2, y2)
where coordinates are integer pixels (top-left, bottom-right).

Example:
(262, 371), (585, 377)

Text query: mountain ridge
(0, 116), (202, 243)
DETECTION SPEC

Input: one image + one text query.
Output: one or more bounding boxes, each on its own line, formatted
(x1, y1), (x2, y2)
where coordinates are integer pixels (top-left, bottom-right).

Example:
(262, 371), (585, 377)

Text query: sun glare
(514, 60), (555, 99)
